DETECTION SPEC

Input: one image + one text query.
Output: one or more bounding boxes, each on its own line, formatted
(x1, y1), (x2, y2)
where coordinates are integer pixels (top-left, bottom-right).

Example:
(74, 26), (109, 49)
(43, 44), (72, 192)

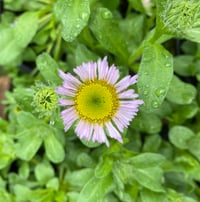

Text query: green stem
(54, 27), (62, 60)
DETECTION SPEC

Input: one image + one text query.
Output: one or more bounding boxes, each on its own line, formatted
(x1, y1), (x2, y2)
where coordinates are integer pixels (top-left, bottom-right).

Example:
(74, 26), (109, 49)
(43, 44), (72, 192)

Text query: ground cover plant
(1, 0), (200, 201)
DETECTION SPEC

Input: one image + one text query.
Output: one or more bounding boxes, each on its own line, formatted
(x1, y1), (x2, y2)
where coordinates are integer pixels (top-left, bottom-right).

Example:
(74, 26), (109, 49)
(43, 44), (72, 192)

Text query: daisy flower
(56, 57), (143, 146)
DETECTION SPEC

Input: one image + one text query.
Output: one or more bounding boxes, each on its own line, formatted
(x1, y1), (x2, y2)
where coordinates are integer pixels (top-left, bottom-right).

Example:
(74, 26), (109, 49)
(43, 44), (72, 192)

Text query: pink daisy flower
(56, 57), (143, 146)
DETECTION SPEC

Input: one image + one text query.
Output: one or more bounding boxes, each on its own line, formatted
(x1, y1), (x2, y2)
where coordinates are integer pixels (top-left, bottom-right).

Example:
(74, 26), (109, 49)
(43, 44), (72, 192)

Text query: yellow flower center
(74, 80), (119, 123)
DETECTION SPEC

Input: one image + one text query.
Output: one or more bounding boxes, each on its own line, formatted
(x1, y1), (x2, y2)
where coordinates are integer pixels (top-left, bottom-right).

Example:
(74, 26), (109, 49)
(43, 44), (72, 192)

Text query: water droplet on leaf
(152, 100), (159, 109)
(101, 10), (112, 19)
(155, 88), (165, 97)
(80, 12), (88, 20)
(166, 63), (171, 68)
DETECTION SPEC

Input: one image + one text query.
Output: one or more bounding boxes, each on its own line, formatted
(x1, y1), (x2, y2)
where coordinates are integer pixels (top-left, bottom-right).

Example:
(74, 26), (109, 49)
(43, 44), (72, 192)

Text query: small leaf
(95, 157), (113, 178)
(44, 134), (65, 163)
(78, 175), (113, 202)
(169, 126), (195, 149)
(54, 0), (90, 42)
(35, 162), (55, 183)
(138, 43), (173, 112)
(166, 75), (197, 104)
(132, 167), (164, 192)
(89, 8), (129, 63)
(131, 112), (162, 134)
(15, 130), (42, 161)
(188, 133), (200, 161)
(0, 12), (38, 65)
(17, 112), (39, 129)
(128, 153), (165, 169)
(36, 53), (61, 84)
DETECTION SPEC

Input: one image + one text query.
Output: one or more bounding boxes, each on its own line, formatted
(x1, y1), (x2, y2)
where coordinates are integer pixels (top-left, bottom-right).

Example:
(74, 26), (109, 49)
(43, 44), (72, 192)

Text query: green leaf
(15, 130), (42, 161)
(166, 75), (197, 105)
(173, 55), (195, 76)
(188, 133), (200, 161)
(131, 112), (162, 134)
(78, 175), (113, 202)
(36, 53), (61, 84)
(95, 157), (113, 178)
(128, 153), (165, 169)
(44, 134), (65, 163)
(0, 12), (38, 65)
(0, 134), (15, 169)
(17, 112), (39, 129)
(54, 0), (90, 42)
(138, 43), (173, 112)
(65, 168), (94, 188)
(140, 189), (168, 202)
(89, 8), (129, 63)
(132, 167), (164, 192)
(169, 126), (195, 149)
(34, 161), (55, 183)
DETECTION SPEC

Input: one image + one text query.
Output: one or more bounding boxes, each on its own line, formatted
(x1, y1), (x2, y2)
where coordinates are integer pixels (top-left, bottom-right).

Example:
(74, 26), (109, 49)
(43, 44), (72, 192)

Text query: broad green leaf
(34, 162), (55, 183)
(44, 134), (65, 163)
(15, 130), (42, 161)
(173, 55), (195, 76)
(188, 133), (200, 161)
(65, 168), (94, 188)
(140, 189), (169, 202)
(17, 112), (39, 129)
(0, 190), (13, 202)
(132, 167), (164, 192)
(76, 153), (95, 168)
(128, 0), (145, 13)
(169, 126), (195, 149)
(128, 153), (165, 169)
(78, 175), (113, 202)
(95, 157), (113, 178)
(75, 44), (99, 65)
(166, 75), (197, 104)
(0, 134), (15, 169)
(0, 12), (38, 65)
(142, 134), (162, 152)
(138, 43), (173, 112)
(36, 53), (61, 84)
(131, 112), (162, 134)
(54, 0), (90, 42)
(89, 8), (129, 63)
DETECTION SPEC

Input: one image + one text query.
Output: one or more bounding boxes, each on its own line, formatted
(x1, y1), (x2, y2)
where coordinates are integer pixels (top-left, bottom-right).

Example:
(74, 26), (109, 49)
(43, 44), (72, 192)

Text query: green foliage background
(1, 0), (200, 201)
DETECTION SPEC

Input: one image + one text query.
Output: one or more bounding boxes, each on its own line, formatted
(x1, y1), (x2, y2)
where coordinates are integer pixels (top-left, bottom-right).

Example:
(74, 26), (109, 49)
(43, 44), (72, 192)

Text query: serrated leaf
(138, 43), (173, 112)
(78, 175), (113, 202)
(44, 134), (65, 163)
(54, 0), (90, 42)
(89, 8), (129, 63)
(36, 53), (61, 84)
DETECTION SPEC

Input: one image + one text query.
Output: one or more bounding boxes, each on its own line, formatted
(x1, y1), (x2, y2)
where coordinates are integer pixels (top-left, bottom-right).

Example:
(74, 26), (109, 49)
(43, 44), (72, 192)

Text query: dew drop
(143, 90), (148, 96)
(144, 71), (149, 75)
(166, 63), (171, 68)
(152, 100), (159, 109)
(50, 120), (55, 125)
(80, 12), (88, 20)
(155, 88), (165, 97)
(101, 10), (112, 19)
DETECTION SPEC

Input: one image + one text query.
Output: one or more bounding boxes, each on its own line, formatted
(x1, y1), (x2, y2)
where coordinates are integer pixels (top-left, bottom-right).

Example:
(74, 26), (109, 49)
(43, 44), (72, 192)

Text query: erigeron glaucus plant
(1, 0), (200, 201)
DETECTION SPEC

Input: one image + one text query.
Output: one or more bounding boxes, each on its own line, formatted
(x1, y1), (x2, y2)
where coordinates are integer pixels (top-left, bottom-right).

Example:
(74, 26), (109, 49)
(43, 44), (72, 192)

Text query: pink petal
(97, 57), (109, 80)
(59, 99), (74, 106)
(105, 122), (123, 143)
(56, 86), (75, 97)
(106, 64), (120, 84)
(61, 107), (78, 131)
(92, 124), (109, 146)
